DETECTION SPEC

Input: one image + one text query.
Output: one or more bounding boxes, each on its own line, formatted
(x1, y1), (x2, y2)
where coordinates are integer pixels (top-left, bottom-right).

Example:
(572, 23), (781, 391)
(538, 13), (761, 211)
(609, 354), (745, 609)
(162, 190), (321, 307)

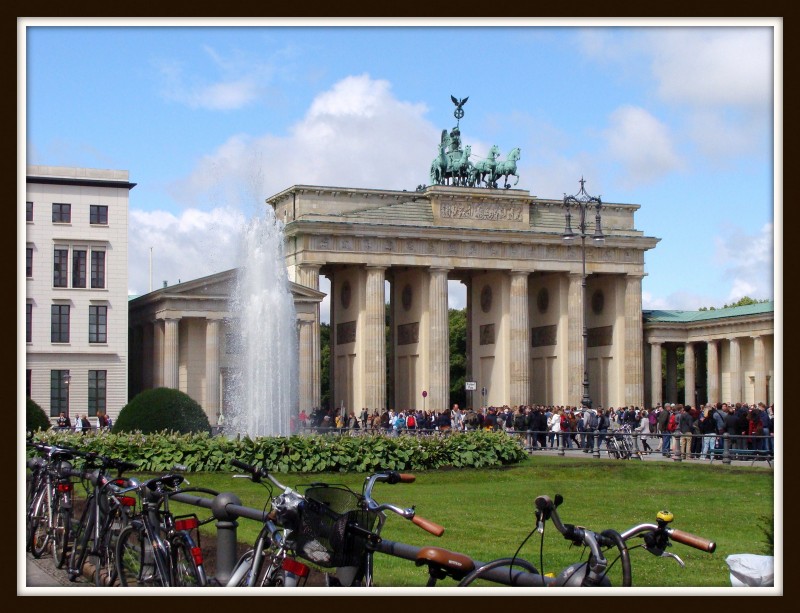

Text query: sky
(22, 19), (780, 323)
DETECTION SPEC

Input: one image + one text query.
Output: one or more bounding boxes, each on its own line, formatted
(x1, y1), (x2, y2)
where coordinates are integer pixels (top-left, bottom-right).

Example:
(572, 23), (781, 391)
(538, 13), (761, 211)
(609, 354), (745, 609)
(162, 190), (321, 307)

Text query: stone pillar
(365, 266), (387, 411)
(205, 318), (220, 418)
(298, 265), (321, 411)
(753, 335), (767, 404)
(684, 342), (696, 408)
(163, 318), (180, 390)
(665, 345), (678, 404)
(567, 273), (584, 406)
(624, 274), (644, 408)
(428, 268), (450, 412)
(509, 271), (530, 407)
(650, 342), (663, 407)
(729, 337), (742, 403)
(298, 320), (315, 414)
(707, 340), (719, 404)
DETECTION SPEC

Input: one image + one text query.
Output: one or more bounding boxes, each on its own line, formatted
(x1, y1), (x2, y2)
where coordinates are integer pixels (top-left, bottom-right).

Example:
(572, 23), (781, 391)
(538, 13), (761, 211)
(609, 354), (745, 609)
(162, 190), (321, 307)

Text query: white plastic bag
(726, 554), (774, 587)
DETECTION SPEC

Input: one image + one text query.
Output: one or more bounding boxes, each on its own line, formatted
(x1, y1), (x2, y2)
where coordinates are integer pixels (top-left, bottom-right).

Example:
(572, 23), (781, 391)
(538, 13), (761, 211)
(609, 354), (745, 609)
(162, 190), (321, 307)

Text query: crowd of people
(297, 401), (775, 460)
(55, 410), (112, 433)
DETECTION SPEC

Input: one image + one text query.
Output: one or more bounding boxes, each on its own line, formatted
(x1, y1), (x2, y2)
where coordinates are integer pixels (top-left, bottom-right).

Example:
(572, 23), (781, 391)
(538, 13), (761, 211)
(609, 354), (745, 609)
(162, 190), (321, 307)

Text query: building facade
(127, 270), (325, 426)
(25, 166), (134, 424)
(643, 303), (775, 408)
(270, 184), (661, 414)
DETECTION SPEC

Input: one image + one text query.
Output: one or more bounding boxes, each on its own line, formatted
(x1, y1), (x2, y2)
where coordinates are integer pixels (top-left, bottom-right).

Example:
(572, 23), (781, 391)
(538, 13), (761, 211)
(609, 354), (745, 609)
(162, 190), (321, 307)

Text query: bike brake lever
(660, 551), (685, 568)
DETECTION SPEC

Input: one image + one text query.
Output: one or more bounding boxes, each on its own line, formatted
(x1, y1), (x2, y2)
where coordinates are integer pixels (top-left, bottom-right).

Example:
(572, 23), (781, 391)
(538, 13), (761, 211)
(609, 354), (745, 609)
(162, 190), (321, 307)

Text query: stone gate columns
(707, 340), (719, 404)
(567, 273), (584, 405)
(624, 274), (644, 408)
(163, 317), (180, 389)
(205, 318), (220, 418)
(729, 337), (742, 404)
(650, 341), (662, 407)
(365, 266), (387, 411)
(753, 335), (767, 404)
(509, 271), (530, 407)
(428, 267), (450, 412)
(684, 342), (696, 408)
(298, 265), (321, 411)
(665, 345), (678, 404)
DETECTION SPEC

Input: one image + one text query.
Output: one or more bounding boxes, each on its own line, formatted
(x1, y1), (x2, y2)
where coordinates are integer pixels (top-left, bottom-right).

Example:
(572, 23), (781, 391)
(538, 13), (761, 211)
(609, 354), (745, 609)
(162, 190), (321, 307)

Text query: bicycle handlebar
(229, 458), (289, 492)
(362, 471), (445, 537)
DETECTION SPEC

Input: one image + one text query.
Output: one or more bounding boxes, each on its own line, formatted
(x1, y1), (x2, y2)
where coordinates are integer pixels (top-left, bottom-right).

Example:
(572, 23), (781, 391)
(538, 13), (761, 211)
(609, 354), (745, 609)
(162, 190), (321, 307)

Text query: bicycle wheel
(94, 514), (121, 586)
(117, 525), (164, 587)
(30, 489), (50, 559)
(53, 506), (71, 568)
(68, 501), (95, 581)
(171, 537), (205, 587)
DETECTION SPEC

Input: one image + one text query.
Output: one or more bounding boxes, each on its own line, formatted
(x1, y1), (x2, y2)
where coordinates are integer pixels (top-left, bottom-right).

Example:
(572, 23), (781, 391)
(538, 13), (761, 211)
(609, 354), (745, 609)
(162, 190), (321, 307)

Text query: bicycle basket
(292, 485), (379, 568)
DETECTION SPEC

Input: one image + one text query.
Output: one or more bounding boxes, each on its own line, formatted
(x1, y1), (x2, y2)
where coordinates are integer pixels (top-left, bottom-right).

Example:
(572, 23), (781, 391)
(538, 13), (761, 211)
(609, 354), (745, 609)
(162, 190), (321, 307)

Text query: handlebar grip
(668, 528), (716, 553)
(230, 458), (255, 472)
(397, 473), (416, 483)
(411, 515), (445, 537)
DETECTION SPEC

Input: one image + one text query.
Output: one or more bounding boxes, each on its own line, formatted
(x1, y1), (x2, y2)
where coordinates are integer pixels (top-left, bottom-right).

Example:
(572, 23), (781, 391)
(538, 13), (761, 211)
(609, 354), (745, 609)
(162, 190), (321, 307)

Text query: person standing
(678, 405), (694, 459)
(657, 404), (671, 456)
(74, 414), (83, 434)
(80, 414), (91, 434)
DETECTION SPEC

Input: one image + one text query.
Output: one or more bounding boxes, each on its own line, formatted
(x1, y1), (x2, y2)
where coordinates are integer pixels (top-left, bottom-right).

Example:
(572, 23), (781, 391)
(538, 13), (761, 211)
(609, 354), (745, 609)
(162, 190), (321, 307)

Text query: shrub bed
(28, 429), (528, 473)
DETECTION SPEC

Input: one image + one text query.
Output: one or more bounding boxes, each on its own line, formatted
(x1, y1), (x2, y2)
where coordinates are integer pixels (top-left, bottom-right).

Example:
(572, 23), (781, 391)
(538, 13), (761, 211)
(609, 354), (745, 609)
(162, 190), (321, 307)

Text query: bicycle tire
(68, 500), (95, 581)
(171, 537), (205, 587)
(30, 489), (50, 559)
(116, 524), (165, 587)
(53, 506), (71, 568)
(95, 511), (127, 586)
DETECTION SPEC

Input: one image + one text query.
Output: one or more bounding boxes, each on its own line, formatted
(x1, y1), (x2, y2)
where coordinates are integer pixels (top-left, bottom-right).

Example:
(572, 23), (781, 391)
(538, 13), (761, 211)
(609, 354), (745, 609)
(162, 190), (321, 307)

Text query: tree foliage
(112, 387), (211, 435)
(26, 398), (51, 433)
(698, 296), (771, 311)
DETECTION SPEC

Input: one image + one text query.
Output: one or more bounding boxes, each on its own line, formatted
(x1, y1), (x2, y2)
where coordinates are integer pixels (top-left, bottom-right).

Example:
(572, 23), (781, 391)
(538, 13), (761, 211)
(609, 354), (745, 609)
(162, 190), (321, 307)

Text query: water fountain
(224, 207), (298, 438)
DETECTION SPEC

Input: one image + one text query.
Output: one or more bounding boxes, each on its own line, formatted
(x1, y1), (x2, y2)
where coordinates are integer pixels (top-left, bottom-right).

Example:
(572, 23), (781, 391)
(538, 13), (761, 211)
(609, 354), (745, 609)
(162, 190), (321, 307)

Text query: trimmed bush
(112, 388), (211, 435)
(26, 398), (51, 432)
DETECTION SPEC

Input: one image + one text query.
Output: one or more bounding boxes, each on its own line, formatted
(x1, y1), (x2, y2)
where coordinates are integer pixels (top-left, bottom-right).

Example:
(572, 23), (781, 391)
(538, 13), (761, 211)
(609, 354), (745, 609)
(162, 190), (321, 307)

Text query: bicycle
(605, 425), (640, 460)
(361, 492), (716, 587)
(115, 469), (214, 587)
(227, 459), (444, 588)
(26, 443), (76, 568)
(67, 452), (138, 585)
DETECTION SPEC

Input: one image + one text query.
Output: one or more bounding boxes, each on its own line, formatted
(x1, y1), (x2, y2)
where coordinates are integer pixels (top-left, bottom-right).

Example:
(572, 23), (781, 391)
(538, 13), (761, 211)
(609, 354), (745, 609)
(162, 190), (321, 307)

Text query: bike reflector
(175, 518), (199, 532)
(57, 483), (73, 493)
(190, 546), (203, 566)
(117, 496), (136, 507)
(282, 557), (310, 577)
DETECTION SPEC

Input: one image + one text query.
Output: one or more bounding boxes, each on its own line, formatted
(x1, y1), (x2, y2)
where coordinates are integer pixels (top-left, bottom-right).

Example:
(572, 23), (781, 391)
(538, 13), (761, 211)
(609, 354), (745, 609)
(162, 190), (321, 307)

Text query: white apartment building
(25, 166), (134, 425)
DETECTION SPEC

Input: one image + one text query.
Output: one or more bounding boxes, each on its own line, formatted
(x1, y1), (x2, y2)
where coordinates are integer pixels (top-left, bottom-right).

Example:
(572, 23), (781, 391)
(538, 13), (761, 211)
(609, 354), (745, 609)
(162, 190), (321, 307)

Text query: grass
(105, 456), (775, 588)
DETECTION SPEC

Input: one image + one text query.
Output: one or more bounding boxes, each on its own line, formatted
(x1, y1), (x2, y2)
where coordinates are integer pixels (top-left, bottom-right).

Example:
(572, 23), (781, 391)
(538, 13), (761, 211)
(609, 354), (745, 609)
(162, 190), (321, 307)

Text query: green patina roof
(643, 301), (774, 323)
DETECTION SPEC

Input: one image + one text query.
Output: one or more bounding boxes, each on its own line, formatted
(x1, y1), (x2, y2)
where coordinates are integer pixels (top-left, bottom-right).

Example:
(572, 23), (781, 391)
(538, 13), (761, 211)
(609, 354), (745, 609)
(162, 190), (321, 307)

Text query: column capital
(365, 264), (387, 272)
(510, 269), (531, 277)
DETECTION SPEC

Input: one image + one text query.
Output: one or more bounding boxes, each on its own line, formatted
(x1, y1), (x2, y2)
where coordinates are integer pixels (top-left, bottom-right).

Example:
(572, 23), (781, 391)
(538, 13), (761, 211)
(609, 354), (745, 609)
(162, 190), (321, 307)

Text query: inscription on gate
(440, 202), (523, 222)
(336, 321), (357, 345)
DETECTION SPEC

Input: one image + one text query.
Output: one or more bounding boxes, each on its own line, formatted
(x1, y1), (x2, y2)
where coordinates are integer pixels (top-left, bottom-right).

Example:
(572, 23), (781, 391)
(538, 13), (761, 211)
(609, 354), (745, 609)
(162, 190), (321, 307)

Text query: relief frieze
(479, 323), (496, 346)
(336, 320), (357, 345)
(397, 322), (420, 346)
(440, 201), (523, 222)
(531, 324), (558, 348)
(587, 325), (613, 348)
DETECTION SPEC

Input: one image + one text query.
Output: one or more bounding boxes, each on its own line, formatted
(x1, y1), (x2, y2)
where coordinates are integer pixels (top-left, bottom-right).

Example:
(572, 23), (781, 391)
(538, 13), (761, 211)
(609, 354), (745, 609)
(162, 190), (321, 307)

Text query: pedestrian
(74, 414), (83, 434)
(80, 414), (91, 434)
(56, 411), (71, 431)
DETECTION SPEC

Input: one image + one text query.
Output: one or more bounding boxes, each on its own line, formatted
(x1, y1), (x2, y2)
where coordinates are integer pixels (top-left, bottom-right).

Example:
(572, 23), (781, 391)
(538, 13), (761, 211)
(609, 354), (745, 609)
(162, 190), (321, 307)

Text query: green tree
(26, 398), (51, 432)
(449, 308), (467, 408)
(112, 388), (211, 434)
(320, 322), (331, 410)
(699, 296), (770, 311)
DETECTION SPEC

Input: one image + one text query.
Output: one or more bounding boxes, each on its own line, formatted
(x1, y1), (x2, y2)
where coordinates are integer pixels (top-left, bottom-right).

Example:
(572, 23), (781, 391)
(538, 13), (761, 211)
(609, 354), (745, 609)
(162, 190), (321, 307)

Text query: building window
(50, 370), (70, 416)
(52, 203), (71, 223)
(51, 304), (70, 343)
(91, 251), (106, 289)
(26, 369), (31, 398)
(90, 205), (108, 225)
(88, 370), (107, 417)
(26, 303), (32, 343)
(27, 201), (33, 222)
(72, 250), (87, 288)
(53, 248), (68, 287)
(26, 247), (33, 278)
(89, 305), (107, 343)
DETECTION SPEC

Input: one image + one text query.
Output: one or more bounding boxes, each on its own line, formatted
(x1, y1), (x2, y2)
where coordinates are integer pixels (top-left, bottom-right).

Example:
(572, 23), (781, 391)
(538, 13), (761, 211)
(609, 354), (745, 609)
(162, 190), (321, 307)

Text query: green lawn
(128, 456), (775, 587)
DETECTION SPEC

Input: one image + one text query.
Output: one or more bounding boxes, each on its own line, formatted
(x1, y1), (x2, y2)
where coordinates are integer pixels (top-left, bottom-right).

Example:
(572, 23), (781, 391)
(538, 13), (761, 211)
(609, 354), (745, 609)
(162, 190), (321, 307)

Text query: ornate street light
(563, 177), (604, 409)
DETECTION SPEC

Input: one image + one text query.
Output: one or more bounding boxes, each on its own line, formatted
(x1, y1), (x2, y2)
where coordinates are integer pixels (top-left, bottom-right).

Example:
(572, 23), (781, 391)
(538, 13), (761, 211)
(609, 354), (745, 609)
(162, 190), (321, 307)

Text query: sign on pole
(465, 381), (477, 391)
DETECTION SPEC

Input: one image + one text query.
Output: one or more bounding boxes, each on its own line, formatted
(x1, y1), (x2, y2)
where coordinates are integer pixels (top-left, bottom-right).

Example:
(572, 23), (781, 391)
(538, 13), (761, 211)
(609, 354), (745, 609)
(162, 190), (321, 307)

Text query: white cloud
(713, 222), (774, 303)
(604, 105), (683, 187)
(172, 74), (437, 209)
(128, 207), (246, 296)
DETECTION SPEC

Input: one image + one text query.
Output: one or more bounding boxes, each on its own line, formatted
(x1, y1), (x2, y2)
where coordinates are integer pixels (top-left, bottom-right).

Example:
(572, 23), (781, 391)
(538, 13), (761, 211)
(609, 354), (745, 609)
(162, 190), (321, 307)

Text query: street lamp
(563, 177), (604, 409)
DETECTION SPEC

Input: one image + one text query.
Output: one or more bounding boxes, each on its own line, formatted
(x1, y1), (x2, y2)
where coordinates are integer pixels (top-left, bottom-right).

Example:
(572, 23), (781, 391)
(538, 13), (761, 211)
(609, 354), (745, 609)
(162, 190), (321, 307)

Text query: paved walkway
(24, 552), (91, 589)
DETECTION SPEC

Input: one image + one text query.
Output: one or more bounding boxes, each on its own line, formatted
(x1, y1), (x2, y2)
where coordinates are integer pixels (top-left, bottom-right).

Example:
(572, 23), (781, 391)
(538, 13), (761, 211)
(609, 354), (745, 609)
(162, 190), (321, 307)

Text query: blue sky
(22, 19), (779, 321)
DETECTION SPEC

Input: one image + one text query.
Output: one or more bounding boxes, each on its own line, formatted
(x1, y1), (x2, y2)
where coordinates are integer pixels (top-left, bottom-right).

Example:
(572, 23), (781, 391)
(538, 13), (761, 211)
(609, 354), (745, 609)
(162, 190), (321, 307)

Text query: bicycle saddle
(415, 547), (475, 580)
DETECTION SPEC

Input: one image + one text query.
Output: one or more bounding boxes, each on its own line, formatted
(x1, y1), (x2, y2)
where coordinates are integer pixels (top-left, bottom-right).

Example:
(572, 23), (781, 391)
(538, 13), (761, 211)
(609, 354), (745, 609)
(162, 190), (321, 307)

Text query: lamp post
(563, 177), (604, 409)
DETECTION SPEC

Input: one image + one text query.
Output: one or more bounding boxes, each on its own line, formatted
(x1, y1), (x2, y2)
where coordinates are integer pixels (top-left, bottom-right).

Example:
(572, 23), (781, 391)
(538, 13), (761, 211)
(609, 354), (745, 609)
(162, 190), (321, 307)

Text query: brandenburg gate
(268, 183), (659, 414)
